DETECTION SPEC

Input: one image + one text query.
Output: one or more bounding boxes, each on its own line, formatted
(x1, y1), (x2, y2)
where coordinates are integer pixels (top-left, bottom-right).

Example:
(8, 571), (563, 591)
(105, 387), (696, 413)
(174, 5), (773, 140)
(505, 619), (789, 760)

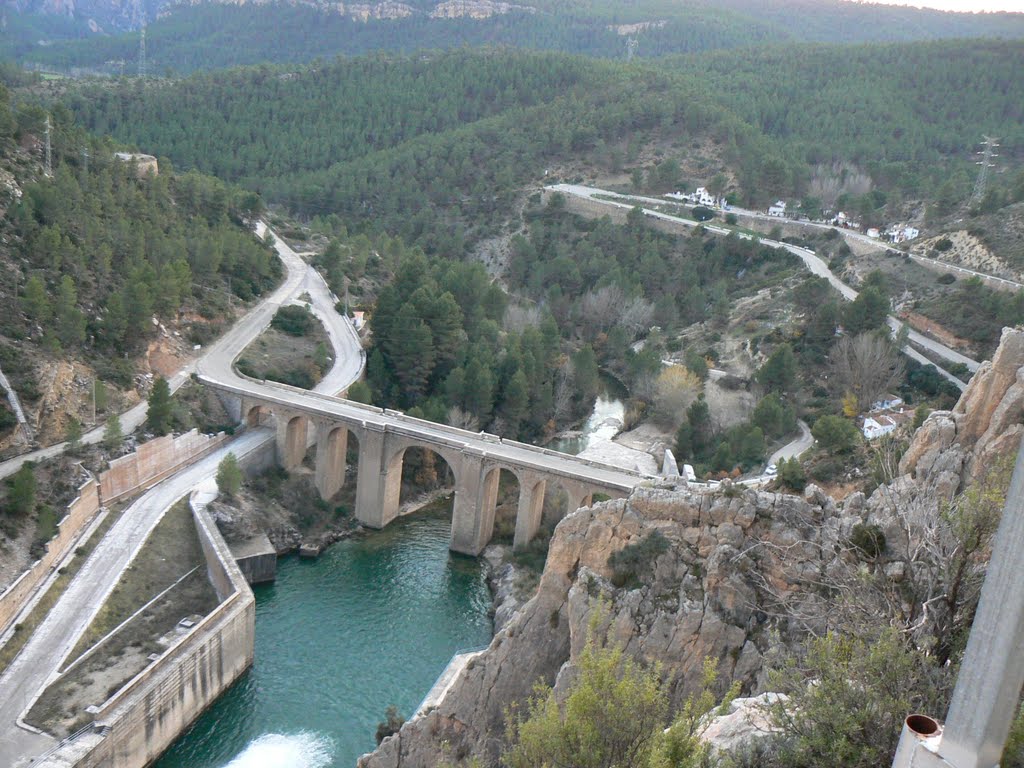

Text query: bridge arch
(246, 404), (273, 428)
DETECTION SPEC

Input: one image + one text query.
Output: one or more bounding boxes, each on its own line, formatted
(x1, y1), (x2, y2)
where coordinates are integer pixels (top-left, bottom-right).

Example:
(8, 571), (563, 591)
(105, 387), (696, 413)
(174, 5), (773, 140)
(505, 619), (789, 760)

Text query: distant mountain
(4, 0), (1023, 74)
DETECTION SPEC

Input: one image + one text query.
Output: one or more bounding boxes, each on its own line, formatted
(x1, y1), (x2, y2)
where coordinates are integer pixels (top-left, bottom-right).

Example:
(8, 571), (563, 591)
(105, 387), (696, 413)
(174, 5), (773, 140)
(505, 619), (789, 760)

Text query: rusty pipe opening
(905, 714), (941, 737)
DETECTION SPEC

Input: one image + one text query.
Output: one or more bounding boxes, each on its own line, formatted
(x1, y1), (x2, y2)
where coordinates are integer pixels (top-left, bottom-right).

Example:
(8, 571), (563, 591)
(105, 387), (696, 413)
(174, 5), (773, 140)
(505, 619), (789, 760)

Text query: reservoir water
(155, 505), (491, 768)
(156, 378), (627, 767)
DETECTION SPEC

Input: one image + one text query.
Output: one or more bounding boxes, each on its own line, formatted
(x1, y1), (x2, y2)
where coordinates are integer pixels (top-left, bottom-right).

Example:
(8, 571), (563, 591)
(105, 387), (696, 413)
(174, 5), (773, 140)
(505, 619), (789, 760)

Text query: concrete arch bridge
(203, 376), (653, 556)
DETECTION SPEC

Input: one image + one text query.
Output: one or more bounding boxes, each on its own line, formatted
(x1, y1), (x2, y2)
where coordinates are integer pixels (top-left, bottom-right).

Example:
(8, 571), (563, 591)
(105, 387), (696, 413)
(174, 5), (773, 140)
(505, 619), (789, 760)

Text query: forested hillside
(64, 42), (1023, 254)
(7, 0), (1023, 74)
(318, 194), (799, 446)
(67, 50), (755, 250)
(678, 41), (1024, 202)
(0, 86), (277, 447)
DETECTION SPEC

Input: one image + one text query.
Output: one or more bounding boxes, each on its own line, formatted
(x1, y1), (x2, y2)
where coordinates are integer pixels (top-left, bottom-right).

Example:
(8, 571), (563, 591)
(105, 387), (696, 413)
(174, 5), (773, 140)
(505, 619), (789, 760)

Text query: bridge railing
(201, 374), (653, 482)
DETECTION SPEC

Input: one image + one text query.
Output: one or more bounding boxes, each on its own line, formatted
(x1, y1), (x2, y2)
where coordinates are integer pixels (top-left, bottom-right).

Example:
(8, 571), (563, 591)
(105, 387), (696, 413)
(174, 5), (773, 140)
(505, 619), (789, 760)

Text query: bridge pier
(513, 475), (546, 551)
(315, 423), (347, 501)
(276, 414), (308, 470)
(451, 454), (499, 556)
(354, 425), (394, 529)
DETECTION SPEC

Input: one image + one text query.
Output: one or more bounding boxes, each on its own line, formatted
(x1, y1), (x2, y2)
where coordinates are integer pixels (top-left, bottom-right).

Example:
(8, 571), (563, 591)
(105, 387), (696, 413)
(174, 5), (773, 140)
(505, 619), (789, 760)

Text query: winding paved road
(0, 225), (365, 766)
(548, 184), (980, 390)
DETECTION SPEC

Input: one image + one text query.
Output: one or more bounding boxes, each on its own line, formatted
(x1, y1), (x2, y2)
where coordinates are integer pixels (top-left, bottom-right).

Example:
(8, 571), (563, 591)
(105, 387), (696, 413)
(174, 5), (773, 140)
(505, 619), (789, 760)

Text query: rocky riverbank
(358, 326), (1024, 768)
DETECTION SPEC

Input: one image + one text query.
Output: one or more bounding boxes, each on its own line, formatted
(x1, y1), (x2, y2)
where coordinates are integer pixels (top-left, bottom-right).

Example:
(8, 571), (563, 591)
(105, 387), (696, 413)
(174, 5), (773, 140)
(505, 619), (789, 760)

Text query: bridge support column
(561, 482), (593, 520)
(450, 454), (498, 556)
(513, 476), (546, 552)
(315, 423), (347, 501)
(276, 414), (307, 471)
(355, 426), (402, 529)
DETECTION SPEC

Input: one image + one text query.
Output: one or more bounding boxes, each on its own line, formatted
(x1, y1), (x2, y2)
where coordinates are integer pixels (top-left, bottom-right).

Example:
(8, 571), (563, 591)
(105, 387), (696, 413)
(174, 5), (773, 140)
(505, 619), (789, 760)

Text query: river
(549, 375), (629, 456)
(154, 505), (491, 768)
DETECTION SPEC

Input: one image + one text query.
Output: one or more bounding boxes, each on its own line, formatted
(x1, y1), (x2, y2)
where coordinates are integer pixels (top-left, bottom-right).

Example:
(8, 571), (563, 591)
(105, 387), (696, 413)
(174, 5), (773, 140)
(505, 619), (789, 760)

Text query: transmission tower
(44, 114), (52, 177)
(82, 147), (89, 174)
(626, 37), (639, 62)
(970, 135), (999, 206)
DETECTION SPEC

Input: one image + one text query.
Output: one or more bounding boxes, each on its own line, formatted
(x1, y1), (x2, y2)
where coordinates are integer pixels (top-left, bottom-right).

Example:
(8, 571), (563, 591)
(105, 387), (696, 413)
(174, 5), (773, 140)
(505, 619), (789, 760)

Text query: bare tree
(447, 406), (479, 432)
(579, 285), (625, 337)
(553, 361), (575, 422)
(504, 304), (542, 333)
(829, 332), (905, 413)
(617, 297), (655, 340)
(808, 162), (873, 209)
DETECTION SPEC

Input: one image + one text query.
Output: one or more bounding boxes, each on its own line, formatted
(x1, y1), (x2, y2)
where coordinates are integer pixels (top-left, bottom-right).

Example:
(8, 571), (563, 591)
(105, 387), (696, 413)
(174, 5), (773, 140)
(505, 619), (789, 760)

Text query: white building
(693, 187), (716, 207)
(871, 394), (904, 411)
(768, 200), (786, 217)
(867, 227), (880, 239)
(863, 415), (898, 440)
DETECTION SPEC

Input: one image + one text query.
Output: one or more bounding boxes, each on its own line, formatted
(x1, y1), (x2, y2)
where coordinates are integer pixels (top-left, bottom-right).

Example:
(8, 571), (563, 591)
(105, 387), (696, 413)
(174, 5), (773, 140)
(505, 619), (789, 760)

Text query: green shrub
(609, 530), (670, 589)
(777, 458), (807, 491)
(850, 523), (886, 559)
(270, 305), (314, 336)
(375, 705), (405, 744)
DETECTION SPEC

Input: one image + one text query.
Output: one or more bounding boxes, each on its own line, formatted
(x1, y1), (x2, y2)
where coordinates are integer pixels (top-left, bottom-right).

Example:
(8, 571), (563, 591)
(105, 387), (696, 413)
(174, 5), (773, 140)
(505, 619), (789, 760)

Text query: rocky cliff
(359, 327), (1024, 768)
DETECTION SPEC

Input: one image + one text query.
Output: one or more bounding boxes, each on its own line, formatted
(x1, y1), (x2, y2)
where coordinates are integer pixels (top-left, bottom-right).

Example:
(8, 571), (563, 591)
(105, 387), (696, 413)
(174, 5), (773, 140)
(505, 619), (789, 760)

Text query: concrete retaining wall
(101, 429), (228, 504)
(0, 430), (230, 639)
(0, 479), (100, 635)
(38, 497), (256, 768)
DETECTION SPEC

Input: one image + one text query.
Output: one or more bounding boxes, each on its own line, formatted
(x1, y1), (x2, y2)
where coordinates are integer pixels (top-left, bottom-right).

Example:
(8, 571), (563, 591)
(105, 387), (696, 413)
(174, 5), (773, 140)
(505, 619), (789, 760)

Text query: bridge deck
(200, 375), (653, 492)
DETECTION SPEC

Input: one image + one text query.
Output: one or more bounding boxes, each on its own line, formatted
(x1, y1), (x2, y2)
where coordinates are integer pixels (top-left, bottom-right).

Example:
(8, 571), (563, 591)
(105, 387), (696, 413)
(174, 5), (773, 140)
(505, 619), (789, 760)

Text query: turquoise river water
(154, 506), (492, 768)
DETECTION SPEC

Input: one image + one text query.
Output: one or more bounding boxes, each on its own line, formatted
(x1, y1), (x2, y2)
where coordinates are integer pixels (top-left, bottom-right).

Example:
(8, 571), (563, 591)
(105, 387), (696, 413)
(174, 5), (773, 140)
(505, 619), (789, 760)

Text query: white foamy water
(224, 733), (334, 768)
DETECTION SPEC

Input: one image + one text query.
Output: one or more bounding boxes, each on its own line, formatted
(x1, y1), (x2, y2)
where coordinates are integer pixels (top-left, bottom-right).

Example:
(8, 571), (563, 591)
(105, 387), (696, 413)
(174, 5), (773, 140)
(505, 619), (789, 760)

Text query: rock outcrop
(360, 328), (1024, 768)
(359, 482), (863, 767)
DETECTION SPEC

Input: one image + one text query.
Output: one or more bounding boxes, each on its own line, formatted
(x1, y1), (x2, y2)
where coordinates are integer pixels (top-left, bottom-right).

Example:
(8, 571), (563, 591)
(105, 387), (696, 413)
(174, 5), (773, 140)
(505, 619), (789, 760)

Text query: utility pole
(138, 24), (146, 78)
(970, 135), (999, 207)
(43, 114), (52, 178)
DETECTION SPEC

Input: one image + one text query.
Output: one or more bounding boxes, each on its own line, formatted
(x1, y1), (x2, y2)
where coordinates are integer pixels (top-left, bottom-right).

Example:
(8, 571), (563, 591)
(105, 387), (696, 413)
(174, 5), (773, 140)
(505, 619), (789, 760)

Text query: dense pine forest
(62, 42), (1024, 255)
(6, 0), (1024, 74)
(0, 84), (276, 432)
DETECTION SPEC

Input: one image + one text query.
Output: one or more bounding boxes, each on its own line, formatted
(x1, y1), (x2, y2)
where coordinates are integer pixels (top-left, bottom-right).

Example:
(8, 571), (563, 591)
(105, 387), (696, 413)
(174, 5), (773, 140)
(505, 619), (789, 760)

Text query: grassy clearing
(236, 320), (332, 390)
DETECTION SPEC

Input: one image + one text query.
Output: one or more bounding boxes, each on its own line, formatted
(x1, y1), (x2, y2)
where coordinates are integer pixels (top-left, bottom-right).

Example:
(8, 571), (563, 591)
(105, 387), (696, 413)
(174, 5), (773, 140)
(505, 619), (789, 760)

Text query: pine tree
(146, 376), (173, 435)
(65, 417), (83, 455)
(55, 275), (86, 349)
(103, 413), (123, 451)
(7, 464), (36, 517)
(21, 275), (50, 325)
(216, 452), (243, 498)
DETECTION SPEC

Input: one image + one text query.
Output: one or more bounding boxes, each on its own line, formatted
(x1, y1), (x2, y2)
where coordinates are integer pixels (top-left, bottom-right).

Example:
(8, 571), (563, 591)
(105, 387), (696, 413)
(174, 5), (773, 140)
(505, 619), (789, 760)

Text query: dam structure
(202, 374), (654, 556)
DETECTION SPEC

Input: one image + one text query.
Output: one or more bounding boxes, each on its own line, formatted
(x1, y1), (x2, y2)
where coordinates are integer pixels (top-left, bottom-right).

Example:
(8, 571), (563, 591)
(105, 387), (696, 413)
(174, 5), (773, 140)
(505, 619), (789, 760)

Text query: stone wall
(0, 479), (100, 635)
(37, 495), (256, 768)
(100, 429), (228, 504)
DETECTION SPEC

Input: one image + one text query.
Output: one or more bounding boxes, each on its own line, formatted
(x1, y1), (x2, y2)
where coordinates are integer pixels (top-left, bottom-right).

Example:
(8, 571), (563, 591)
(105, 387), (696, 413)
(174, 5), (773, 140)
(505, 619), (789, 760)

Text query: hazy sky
(865, 0), (1024, 10)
